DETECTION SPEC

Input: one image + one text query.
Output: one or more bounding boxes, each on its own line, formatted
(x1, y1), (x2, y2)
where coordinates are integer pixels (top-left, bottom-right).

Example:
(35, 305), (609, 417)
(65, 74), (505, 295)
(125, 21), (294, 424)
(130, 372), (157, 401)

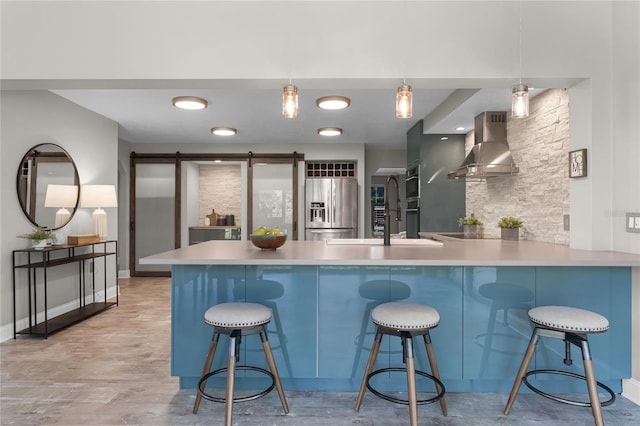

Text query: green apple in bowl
(252, 226), (267, 236)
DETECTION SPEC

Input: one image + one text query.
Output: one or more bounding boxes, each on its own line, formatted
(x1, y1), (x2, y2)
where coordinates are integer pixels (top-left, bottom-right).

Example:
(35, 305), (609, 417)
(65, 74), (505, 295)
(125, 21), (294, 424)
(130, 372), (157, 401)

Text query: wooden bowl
(250, 234), (287, 250)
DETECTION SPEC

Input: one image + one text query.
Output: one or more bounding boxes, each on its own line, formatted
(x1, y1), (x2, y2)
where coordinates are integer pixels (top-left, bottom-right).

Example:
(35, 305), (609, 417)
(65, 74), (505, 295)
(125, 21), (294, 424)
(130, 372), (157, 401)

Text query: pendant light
(282, 83), (298, 118)
(396, 81), (412, 118)
(511, 2), (529, 118)
(512, 84), (529, 118)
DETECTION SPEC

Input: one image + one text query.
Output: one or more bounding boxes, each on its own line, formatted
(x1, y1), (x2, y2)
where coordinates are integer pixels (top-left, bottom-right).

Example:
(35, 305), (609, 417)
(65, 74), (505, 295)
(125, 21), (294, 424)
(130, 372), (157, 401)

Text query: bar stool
(504, 306), (615, 426)
(354, 302), (447, 426)
(192, 302), (289, 426)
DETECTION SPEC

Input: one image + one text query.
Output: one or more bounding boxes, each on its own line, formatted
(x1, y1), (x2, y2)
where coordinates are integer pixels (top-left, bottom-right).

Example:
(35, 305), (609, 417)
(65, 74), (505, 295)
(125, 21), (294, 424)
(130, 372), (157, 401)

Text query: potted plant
(497, 216), (523, 241)
(18, 226), (54, 249)
(458, 215), (483, 239)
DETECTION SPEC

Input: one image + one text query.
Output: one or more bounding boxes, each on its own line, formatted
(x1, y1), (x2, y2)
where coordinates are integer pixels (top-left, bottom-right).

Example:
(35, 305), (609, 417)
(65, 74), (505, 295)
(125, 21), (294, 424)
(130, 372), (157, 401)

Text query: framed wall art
(569, 149), (587, 178)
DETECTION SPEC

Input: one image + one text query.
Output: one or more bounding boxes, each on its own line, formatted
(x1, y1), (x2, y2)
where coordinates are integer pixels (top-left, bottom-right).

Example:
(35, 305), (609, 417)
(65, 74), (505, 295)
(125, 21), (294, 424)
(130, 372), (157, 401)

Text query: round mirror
(16, 143), (80, 230)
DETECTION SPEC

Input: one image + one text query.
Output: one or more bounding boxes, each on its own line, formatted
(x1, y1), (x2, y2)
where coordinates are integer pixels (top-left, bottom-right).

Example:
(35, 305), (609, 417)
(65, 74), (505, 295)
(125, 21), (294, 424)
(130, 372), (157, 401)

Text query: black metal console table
(12, 240), (118, 338)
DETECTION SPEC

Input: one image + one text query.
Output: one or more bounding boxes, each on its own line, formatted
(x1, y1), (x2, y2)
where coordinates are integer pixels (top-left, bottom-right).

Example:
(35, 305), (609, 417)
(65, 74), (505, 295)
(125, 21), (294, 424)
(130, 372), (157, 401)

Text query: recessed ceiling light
(317, 127), (343, 136)
(456, 126), (465, 131)
(172, 96), (208, 110)
(211, 127), (237, 136)
(441, 136), (449, 140)
(316, 96), (351, 110)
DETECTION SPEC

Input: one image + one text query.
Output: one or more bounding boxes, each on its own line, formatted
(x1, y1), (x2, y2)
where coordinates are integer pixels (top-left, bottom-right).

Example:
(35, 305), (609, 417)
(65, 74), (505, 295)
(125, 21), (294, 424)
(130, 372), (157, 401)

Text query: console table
(12, 240), (118, 338)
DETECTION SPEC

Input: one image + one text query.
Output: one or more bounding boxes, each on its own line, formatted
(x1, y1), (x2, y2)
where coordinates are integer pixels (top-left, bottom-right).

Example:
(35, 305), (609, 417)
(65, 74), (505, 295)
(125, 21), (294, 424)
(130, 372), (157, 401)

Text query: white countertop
(140, 239), (640, 267)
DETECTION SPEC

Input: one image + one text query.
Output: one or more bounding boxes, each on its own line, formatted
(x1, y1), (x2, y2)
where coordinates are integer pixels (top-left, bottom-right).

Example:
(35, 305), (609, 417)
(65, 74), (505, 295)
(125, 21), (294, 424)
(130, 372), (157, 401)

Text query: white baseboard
(623, 378), (640, 406)
(0, 285), (119, 343)
(118, 269), (131, 279)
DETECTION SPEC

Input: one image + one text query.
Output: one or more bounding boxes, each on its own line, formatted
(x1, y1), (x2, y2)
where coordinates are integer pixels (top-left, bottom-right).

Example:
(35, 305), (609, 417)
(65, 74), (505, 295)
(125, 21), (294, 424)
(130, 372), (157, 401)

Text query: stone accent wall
(466, 89), (570, 244)
(199, 165), (241, 225)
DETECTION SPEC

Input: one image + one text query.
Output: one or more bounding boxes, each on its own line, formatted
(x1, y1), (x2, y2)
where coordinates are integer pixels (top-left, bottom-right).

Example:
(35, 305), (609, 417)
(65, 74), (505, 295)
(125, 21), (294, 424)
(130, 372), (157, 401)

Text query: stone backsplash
(465, 88), (570, 244)
(199, 165), (241, 225)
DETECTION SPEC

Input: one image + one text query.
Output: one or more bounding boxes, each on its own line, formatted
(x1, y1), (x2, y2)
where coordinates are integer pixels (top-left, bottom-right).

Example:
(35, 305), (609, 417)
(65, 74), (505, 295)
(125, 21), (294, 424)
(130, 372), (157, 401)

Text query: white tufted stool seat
(372, 302), (440, 330)
(504, 305), (615, 426)
(204, 302), (272, 328)
(355, 302), (447, 426)
(528, 306), (609, 333)
(193, 302), (289, 426)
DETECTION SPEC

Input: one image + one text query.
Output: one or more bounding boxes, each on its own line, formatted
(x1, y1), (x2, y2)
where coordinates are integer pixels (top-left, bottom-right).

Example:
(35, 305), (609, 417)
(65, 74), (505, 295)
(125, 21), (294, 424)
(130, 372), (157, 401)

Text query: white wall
(0, 90), (118, 340)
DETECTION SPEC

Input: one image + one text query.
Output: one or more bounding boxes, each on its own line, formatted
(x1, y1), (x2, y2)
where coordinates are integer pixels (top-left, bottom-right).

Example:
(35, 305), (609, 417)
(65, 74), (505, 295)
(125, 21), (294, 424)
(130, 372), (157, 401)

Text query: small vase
(31, 239), (48, 249)
(501, 228), (520, 241)
(463, 225), (480, 239)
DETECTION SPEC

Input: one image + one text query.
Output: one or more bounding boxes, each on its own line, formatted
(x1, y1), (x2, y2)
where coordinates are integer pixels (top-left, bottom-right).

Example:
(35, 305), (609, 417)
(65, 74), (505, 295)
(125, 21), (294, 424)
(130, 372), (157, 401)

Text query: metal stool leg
(224, 331), (240, 426)
(404, 335), (418, 426)
(267, 302), (293, 377)
(351, 300), (376, 379)
(423, 332), (447, 416)
(504, 328), (540, 415)
(580, 339), (604, 426)
(193, 331), (220, 414)
(355, 328), (383, 411)
(260, 328), (289, 414)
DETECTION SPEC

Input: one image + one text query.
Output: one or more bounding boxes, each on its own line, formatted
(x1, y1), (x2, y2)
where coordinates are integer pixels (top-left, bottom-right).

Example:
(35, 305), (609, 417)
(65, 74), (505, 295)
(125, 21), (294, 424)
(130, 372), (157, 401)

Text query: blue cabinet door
(244, 265), (318, 379)
(393, 266), (463, 381)
(462, 266), (535, 383)
(318, 266), (393, 382)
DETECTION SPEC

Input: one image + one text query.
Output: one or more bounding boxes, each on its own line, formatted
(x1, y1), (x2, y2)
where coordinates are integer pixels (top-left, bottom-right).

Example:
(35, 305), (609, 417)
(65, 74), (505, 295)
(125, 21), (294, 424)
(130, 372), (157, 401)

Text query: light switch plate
(626, 212), (640, 233)
(563, 214), (570, 231)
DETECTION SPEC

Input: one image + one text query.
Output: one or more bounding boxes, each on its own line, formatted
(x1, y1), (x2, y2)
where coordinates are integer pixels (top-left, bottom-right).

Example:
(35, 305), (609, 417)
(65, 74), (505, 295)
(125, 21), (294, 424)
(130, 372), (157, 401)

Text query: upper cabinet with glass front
(16, 143), (80, 230)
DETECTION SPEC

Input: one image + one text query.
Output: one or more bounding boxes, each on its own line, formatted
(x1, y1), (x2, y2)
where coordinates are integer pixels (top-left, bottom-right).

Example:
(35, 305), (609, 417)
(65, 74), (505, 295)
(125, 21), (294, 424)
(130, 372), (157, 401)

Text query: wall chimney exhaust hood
(448, 111), (519, 180)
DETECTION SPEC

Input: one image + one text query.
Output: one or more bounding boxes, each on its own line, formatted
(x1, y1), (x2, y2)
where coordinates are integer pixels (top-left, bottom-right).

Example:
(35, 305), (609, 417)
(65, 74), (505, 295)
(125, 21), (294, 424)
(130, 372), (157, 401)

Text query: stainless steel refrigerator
(305, 178), (357, 240)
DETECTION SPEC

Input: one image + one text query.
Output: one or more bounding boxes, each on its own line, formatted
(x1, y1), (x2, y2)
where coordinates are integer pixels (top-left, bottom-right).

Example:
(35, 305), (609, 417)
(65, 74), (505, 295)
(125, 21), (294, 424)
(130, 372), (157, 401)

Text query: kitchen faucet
(384, 175), (402, 246)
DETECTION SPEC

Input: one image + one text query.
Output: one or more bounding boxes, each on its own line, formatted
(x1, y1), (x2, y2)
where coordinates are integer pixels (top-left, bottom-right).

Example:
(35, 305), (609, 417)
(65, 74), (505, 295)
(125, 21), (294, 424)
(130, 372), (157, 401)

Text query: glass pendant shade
(512, 84), (530, 118)
(282, 84), (298, 118)
(396, 84), (413, 118)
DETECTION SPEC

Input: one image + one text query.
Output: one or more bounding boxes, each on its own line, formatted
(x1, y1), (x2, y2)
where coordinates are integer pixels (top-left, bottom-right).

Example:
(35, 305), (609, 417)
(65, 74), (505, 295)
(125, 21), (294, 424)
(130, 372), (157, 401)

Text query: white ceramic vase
(31, 239), (48, 249)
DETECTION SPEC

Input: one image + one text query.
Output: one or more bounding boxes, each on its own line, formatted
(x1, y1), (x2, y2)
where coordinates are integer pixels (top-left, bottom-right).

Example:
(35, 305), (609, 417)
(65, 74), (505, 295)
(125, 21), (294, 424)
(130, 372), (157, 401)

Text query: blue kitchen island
(141, 239), (640, 394)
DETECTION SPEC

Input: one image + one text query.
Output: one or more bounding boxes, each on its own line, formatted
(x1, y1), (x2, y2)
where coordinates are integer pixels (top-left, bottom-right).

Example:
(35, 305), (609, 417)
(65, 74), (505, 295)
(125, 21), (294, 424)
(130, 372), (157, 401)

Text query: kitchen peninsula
(141, 239), (639, 394)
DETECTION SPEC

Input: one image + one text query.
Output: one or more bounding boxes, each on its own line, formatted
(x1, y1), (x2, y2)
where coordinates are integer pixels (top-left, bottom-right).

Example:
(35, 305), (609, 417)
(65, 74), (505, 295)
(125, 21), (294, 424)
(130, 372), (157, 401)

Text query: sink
(326, 238), (443, 247)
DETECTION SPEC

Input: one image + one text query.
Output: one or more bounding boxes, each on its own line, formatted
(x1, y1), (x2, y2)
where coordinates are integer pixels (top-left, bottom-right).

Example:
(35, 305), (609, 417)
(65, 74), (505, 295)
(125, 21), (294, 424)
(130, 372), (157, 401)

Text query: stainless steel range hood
(448, 111), (519, 179)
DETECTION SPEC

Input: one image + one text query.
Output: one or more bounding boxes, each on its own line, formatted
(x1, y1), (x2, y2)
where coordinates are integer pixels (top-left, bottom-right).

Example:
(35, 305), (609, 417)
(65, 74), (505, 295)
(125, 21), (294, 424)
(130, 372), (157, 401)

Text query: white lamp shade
(80, 185), (118, 208)
(44, 184), (79, 208)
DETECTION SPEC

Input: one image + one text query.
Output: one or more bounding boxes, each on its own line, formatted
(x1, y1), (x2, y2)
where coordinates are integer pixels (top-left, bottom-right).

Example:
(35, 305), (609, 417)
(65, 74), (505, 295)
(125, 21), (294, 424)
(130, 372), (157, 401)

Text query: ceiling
(53, 86), (545, 149)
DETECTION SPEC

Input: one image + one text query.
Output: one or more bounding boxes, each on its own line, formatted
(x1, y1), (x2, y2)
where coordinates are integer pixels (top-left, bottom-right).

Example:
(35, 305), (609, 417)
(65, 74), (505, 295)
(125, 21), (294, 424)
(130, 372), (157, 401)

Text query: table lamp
(44, 184), (79, 228)
(80, 185), (118, 240)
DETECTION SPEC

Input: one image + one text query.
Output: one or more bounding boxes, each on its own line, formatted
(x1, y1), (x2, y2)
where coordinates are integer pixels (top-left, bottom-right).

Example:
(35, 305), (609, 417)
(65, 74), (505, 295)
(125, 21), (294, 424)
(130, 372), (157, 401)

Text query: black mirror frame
(16, 143), (80, 230)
